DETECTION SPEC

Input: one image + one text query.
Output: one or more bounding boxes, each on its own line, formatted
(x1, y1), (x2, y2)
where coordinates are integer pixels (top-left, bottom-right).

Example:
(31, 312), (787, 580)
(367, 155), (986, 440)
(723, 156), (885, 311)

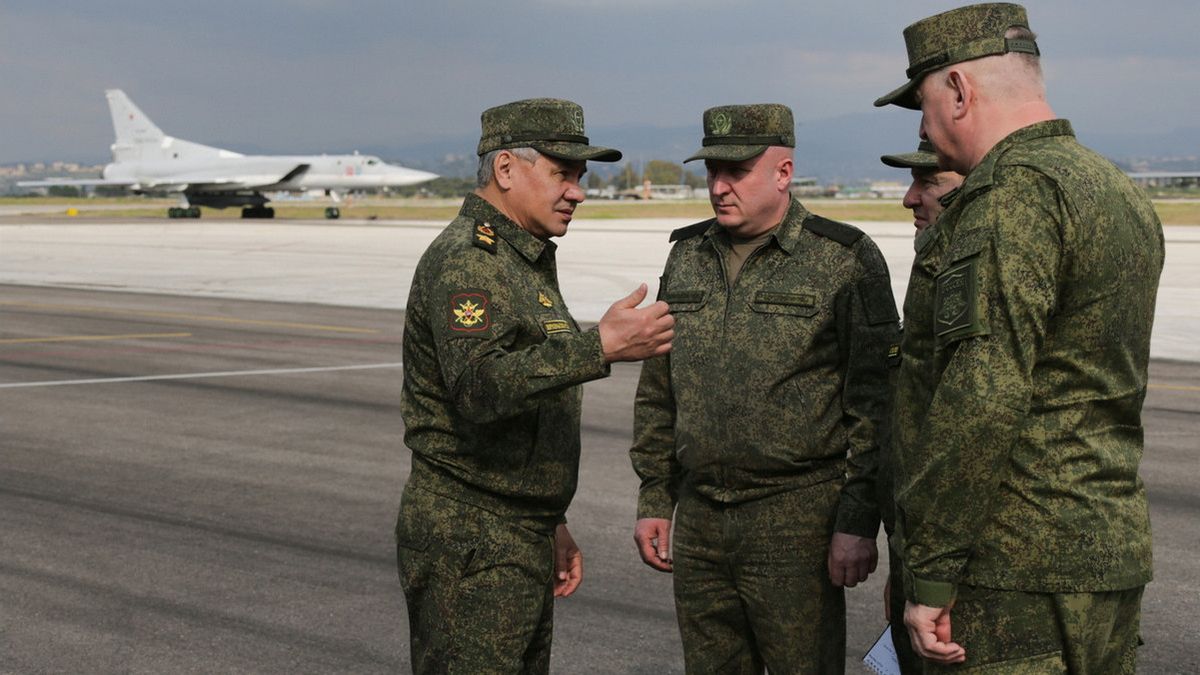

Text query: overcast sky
(2, 0), (1197, 163)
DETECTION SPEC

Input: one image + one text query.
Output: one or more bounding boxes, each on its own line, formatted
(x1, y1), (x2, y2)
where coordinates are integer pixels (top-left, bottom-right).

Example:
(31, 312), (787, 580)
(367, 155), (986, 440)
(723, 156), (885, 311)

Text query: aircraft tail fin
(105, 89), (238, 162)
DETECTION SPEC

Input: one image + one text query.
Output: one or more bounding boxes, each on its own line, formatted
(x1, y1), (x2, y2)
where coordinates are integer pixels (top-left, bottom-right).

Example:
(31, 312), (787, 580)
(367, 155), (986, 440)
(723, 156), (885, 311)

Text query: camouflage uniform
(878, 139), (945, 675)
(876, 5), (1165, 671)
(631, 104), (899, 674)
(396, 99), (621, 674)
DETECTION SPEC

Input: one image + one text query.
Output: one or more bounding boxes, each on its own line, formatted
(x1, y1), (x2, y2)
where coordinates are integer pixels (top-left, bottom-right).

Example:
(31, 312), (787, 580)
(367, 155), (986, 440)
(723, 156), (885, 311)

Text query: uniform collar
(460, 193), (553, 262)
(959, 119), (1075, 199)
(702, 197), (809, 256)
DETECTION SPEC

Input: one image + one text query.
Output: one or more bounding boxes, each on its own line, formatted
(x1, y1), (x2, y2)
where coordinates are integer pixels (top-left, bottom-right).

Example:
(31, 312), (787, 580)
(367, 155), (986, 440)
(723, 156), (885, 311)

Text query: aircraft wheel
(324, 207), (340, 220)
(264, 207), (275, 219)
(187, 207), (201, 218)
(241, 207), (259, 219)
(168, 207), (180, 218)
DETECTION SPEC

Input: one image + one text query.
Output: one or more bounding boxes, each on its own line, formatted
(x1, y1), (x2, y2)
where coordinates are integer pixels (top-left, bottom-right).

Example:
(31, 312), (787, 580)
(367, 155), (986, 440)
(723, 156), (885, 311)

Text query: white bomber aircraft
(20, 89), (438, 219)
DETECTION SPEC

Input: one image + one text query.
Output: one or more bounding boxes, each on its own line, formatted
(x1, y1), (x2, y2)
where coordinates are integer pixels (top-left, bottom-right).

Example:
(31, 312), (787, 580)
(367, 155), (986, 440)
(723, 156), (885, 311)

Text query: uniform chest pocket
(663, 289), (708, 313)
(750, 290), (819, 317)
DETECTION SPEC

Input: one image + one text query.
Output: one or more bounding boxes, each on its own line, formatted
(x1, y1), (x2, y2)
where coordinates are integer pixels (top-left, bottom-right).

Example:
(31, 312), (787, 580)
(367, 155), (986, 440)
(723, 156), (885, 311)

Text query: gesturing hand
(599, 284), (674, 363)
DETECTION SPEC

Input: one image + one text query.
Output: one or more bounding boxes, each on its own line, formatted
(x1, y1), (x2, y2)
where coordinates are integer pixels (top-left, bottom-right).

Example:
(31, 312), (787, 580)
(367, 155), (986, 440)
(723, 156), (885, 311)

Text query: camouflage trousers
(887, 545), (923, 674)
(395, 485), (556, 675)
(922, 585), (1143, 673)
(672, 479), (845, 675)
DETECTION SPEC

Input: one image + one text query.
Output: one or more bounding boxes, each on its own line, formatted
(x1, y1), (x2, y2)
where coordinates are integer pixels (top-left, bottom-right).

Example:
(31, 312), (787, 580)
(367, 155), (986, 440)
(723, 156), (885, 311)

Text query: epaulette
(471, 219), (498, 254)
(803, 215), (863, 247)
(669, 220), (713, 243)
(938, 186), (962, 209)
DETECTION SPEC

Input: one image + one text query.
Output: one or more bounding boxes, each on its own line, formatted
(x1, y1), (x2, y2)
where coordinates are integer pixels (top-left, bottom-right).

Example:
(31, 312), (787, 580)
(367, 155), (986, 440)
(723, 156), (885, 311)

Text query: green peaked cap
(477, 98), (621, 162)
(685, 104), (795, 163)
(881, 140), (940, 169)
(875, 3), (1039, 109)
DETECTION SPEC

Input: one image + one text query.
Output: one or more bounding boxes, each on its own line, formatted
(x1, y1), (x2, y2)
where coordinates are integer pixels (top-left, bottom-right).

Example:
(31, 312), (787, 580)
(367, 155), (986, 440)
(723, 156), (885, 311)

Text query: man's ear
(494, 150), (516, 191)
(776, 157), (794, 191)
(947, 69), (973, 122)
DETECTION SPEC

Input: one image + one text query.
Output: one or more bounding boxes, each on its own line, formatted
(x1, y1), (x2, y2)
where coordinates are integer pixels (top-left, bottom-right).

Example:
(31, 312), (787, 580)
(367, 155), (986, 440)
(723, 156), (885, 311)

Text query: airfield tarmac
(0, 218), (1197, 673)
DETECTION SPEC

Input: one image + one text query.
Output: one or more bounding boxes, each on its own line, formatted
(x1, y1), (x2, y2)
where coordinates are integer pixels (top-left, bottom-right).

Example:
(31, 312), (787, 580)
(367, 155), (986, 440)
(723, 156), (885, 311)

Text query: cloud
(1, 0), (1196, 162)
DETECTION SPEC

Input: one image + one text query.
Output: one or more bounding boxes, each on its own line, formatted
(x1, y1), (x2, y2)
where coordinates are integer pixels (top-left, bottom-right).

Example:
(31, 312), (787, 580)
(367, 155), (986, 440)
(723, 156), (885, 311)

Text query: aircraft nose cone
(383, 165), (438, 185)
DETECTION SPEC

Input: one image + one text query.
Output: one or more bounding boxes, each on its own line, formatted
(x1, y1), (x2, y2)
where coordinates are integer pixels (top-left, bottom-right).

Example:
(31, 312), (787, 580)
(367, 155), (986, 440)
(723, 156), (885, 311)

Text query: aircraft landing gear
(324, 207), (340, 220)
(241, 206), (275, 219)
(168, 206), (201, 219)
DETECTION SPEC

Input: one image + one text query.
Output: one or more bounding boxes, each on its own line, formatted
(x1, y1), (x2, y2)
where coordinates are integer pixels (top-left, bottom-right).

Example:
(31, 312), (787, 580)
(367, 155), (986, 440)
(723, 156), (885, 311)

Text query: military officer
(877, 141), (964, 674)
(630, 104), (899, 673)
(396, 98), (674, 674)
(881, 140), (964, 235)
(876, 4), (1164, 671)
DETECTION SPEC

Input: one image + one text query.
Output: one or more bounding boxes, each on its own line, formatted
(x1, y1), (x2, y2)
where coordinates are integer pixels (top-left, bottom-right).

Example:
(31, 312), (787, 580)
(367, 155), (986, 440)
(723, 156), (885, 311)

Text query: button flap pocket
(664, 289), (708, 312)
(751, 290), (819, 317)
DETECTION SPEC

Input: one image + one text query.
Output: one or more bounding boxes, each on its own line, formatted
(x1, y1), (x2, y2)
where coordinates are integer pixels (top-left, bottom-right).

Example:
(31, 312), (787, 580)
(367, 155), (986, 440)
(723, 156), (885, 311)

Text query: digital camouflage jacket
(400, 194), (609, 533)
(893, 120), (1165, 606)
(631, 198), (899, 537)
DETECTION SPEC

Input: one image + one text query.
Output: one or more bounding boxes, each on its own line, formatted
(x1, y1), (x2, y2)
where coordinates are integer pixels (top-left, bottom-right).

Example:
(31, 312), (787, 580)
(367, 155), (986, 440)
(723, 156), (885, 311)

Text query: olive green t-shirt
(724, 229), (774, 285)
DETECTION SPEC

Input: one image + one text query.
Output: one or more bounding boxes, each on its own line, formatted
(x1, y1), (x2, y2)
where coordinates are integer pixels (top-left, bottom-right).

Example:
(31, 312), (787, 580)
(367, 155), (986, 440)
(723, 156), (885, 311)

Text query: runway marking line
(0, 332), (192, 345)
(0, 362), (404, 389)
(0, 302), (380, 334)
(1149, 383), (1200, 392)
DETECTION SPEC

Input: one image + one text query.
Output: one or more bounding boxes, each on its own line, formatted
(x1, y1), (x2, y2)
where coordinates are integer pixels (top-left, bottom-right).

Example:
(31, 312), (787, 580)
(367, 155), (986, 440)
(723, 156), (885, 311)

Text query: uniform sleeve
(834, 239), (900, 538)
(630, 352), (680, 519)
(430, 267), (609, 425)
(898, 169), (1063, 606)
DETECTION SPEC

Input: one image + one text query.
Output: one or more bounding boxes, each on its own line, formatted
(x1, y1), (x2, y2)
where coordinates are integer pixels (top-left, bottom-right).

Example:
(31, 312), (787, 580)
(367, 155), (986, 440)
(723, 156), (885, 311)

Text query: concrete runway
(0, 219), (1197, 672)
(1, 217), (1197, 361)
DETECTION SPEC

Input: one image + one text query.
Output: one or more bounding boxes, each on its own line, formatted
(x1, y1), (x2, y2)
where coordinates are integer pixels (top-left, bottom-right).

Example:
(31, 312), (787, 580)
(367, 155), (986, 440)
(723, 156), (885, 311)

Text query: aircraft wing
(17, 178), (136, 187)
(20, 162), (315, 195)
(156, 163), (312, 192)
(19, 177), (205, 194)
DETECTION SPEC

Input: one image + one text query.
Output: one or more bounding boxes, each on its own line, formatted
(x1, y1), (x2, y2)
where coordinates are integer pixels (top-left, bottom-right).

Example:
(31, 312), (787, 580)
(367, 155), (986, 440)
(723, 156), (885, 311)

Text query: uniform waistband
(685, 458), (847, 506)
(406, 456), (562, 534)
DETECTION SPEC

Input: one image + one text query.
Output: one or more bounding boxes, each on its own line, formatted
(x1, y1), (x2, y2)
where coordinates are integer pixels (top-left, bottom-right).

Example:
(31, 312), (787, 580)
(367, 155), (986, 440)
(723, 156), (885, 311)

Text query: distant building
(836, 182), (908, 199)
(614, 182), (699, 200)
(1126, 171), (1200, 189)
(790, 176), (838, 198)
(868, 181), (908, 199)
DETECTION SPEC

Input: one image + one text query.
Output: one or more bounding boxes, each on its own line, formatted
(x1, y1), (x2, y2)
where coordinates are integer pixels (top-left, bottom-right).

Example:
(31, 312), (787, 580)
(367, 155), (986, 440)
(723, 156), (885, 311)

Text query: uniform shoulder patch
(448, 289), (492, 333)
(803, 215), (863, 247)
(935, 259), (985, 342)
(669, 220), (713, 243)
(471, 220), (498, 254)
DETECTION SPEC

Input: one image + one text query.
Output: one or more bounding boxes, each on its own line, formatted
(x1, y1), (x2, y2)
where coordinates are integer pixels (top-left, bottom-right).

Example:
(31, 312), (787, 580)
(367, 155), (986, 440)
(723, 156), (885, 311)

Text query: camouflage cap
(881, 140), (939, 169)
(476, 98), (621, 162)
(684, 104), (795, 163)
(875, 3), (1039, 109)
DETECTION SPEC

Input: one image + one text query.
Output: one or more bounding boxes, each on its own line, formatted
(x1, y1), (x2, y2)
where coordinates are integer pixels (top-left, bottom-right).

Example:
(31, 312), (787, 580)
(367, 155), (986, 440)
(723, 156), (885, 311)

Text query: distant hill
(356, 113), (1200, 183)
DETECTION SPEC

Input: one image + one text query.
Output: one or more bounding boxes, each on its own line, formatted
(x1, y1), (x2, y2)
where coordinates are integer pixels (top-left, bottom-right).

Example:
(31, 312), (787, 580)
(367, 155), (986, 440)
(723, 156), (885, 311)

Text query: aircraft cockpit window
(367, 159), (378, 165)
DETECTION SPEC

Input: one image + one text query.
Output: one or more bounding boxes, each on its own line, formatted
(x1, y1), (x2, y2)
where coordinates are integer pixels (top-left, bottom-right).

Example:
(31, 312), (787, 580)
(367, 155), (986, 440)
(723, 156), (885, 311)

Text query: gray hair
(1005, 26), (1043, 82)
(476, 146), (541, 188)
(935, 25), (1044, 104)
